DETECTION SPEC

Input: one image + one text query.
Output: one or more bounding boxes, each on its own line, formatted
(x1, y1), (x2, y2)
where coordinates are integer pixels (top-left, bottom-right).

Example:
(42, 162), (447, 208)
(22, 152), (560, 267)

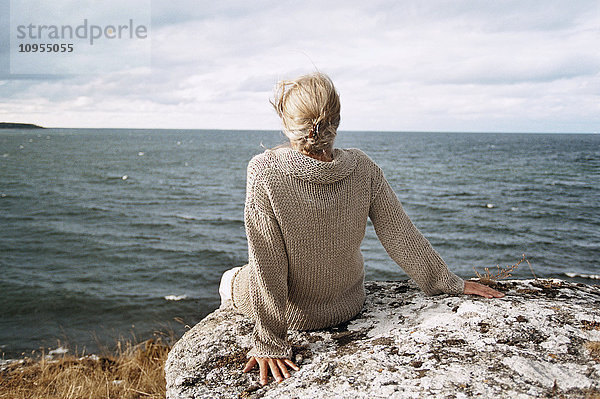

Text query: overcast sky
(1, 0), (599, 132)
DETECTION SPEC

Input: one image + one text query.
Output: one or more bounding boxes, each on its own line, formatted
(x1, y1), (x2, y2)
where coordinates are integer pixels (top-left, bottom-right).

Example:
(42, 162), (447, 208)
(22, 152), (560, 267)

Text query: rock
(165, 279), (600, 398)
(0, 122), (45, 129)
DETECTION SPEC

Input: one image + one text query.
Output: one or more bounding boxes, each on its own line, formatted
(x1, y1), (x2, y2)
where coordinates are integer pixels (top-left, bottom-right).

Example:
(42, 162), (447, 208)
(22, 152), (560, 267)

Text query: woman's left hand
(463, 280), (505, 298)
(243, 356), (300, 386)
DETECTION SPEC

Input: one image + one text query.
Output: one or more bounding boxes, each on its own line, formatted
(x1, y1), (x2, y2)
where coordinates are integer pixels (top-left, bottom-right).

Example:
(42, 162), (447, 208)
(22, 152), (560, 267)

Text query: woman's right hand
(243, 356), (300, 385)
(464, 280), (505, 298)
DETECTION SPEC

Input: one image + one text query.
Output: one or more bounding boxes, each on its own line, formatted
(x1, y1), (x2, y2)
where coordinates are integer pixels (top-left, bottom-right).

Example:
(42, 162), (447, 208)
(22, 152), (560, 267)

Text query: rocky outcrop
(165, 279), (600, 398)
(0, 122), (44, 129)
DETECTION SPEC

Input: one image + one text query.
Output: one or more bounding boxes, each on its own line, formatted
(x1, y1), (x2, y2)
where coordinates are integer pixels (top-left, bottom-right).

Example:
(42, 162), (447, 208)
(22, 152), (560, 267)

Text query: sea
(0, 129), (598, 359)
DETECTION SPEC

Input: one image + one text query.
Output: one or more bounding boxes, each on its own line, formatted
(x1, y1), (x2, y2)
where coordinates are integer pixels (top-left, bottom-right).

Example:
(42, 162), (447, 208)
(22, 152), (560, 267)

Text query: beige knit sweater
(231, 147), (464, 359)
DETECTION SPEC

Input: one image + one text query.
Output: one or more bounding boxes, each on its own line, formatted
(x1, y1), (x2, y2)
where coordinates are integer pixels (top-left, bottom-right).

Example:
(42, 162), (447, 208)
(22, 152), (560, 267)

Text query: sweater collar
(269, 147), (358, 184)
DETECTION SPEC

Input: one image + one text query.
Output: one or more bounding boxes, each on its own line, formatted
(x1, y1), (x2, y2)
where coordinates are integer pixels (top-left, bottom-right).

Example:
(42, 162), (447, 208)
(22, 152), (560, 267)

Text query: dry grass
(585, 341), (600, 361)
(473, 254), (536, 284)
(586, 390), (600, 399)
(0, 337), (172, 399)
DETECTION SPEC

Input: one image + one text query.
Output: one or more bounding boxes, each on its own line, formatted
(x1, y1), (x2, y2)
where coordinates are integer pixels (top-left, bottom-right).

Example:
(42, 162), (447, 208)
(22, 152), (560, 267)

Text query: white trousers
(219, 267), (241, 304)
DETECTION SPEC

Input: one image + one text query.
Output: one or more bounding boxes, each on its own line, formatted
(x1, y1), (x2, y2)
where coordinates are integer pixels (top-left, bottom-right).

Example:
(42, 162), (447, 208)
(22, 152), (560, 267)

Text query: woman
(219, 72), (503, 386)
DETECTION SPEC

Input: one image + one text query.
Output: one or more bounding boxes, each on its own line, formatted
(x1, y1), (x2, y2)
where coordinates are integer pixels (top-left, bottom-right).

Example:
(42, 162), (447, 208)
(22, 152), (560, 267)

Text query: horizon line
(3, 125), (598, 135)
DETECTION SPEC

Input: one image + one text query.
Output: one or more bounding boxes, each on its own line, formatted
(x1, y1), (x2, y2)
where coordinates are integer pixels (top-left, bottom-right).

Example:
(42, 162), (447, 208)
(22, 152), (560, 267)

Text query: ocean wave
(550, 180), (593, 188)
(174, 214), (243, 226)
(49, 347), (69, 356)
(564, 273), (600, 280)
(164, 294), (188, 301)
(175, 214), (201, 221)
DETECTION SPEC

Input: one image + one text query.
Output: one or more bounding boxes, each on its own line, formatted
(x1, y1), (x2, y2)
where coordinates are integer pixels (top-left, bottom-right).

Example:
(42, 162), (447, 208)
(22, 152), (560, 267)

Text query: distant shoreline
(0, 124), (598, 134)
(0, 122), (45, 129)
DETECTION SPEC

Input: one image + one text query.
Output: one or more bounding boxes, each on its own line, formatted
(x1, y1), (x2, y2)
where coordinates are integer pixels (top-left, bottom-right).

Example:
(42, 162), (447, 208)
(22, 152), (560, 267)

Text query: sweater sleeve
(368, 171), (464, 296)
(244, 164), (292, 359)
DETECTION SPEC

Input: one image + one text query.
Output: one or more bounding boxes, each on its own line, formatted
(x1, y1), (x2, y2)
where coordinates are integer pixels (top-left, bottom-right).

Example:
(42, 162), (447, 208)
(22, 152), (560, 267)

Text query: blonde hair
(271, 72), (340, 155)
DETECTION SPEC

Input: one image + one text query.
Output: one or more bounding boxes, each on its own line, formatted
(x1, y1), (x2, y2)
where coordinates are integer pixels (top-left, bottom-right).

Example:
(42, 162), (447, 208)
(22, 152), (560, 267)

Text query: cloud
(0, 0), (598, 132)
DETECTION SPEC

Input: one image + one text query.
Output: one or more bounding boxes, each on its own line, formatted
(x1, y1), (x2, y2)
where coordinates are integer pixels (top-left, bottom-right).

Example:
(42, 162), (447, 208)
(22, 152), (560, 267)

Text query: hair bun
(271, 72), (340, 155)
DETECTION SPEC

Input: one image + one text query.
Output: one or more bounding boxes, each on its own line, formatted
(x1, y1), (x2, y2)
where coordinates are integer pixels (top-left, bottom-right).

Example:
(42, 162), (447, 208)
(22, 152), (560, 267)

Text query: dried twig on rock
(473, 254), (536, 285)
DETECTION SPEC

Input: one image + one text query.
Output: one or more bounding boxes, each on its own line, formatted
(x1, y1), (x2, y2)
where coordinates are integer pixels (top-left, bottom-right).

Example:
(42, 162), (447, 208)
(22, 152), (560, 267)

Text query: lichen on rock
(165, 279), (600, 398)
